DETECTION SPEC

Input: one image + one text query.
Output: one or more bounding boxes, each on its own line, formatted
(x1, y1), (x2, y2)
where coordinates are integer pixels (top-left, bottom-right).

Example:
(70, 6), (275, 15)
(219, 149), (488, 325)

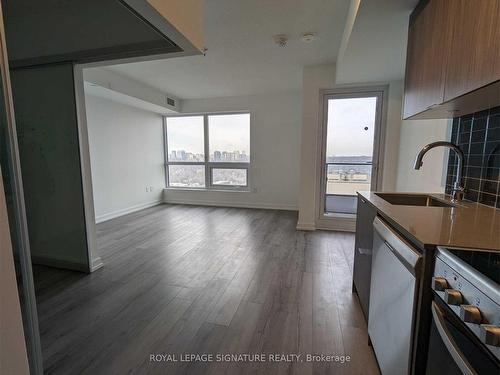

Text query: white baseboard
(163, 198), (297, 211)
(95, 200), (163, 223)
(297, 218), (356, 232)
(90, 256), (104, 272)
(315, 217), (356, 232)
(296, 222), (316, 231)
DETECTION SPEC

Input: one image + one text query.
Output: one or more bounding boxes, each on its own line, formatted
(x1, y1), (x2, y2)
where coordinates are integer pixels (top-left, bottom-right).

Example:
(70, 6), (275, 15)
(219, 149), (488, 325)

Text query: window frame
(164, 112), (251, 191)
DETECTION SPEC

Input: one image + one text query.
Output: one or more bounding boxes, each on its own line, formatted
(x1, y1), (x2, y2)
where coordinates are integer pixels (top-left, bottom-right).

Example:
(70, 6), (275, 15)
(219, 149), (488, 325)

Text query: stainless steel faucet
(414, 141), (465, 202)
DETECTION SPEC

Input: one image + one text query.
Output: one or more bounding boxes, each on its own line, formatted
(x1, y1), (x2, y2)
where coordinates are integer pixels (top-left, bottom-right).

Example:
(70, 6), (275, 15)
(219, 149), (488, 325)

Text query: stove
(429, 247), (500, 373)
(446, 248), (500, 286)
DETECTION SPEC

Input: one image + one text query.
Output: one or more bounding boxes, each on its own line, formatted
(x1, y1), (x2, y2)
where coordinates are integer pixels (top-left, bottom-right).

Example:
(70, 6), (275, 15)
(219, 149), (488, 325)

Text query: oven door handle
(431, 301), (477, 375)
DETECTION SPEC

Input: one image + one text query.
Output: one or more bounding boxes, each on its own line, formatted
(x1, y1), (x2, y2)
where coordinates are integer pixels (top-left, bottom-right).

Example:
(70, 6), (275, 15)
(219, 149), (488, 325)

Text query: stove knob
(444, 289), (462, 305)
(432, 277), (448, 291)
(459, 305), (482, 324)
(480, 325), (500, 347)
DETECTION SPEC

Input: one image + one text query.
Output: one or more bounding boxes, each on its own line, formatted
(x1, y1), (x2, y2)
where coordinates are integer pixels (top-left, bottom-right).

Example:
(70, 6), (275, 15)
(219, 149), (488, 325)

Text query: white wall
(84, 67), (180, 114)
(163, 92), (302, 210)
(381, 80), (404, 191)
(85, 94), (165, 222)
(375, 80), (450, 194)
(296, 64), (336, 229)
(396, 118), (450, 193)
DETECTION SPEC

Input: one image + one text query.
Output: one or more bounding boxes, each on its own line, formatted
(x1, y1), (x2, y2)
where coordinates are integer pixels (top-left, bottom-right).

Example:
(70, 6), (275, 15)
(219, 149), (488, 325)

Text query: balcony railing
(325, 162), (373, 214)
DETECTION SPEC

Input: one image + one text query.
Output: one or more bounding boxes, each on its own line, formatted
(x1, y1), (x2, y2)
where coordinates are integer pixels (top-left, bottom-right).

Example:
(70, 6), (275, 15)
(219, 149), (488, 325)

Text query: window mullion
(163, 116), (169, 187)
(204, 114), (210, 189)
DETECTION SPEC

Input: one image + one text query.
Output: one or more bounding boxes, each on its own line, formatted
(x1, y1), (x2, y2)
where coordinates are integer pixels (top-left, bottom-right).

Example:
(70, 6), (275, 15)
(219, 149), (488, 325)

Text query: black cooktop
(448, 249), (500, 285)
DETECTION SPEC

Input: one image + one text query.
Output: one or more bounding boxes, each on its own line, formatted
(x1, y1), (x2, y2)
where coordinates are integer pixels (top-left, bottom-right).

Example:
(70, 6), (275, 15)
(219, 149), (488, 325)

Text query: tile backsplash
(446, 106), (500, 208)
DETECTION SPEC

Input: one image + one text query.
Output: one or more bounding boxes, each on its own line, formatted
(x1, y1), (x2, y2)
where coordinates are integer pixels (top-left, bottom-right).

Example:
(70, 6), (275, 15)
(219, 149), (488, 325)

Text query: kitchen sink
(374, 193), (454, 207)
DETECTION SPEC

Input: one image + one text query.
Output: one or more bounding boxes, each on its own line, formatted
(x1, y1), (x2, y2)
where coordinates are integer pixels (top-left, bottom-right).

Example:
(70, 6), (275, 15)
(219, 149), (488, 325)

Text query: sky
(167, 114), (250, 155)
(326, 97), (377, 157)
(167, 101), (376, 158)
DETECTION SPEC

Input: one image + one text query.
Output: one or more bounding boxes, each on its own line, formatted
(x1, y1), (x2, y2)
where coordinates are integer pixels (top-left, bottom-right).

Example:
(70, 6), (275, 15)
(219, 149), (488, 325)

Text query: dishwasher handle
(373, 217), (422, 275)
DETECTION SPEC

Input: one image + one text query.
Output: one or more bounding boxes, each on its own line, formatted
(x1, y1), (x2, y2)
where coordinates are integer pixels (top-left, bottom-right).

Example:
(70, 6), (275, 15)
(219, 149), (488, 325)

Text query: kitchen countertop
(359, 191), (500, 252)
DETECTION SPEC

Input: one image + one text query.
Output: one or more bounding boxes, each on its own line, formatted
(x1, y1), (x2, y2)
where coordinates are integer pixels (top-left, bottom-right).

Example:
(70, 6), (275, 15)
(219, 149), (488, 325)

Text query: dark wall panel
(10, 63), (89, 269)
(447, 106), (500, 208)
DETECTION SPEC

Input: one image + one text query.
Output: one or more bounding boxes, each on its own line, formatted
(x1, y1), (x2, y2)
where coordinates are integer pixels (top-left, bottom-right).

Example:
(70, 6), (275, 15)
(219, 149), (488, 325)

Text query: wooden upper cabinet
(403, 0), (452, 119)
(403, 0), (500, 119)
(494, 2), (500, 80)
(444, 0), (500, 101)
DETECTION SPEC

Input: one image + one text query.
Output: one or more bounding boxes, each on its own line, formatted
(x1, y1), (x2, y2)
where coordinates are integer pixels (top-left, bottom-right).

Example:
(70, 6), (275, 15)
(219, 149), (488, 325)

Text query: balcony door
(319, 88), (386, 220)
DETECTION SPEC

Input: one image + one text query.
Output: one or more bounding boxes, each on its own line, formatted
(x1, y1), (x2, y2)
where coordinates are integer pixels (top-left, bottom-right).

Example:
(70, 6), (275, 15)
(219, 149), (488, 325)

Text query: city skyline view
(325, 156), (372, 195)
(168, 149), (250, 162)
(326, 155), (372, 163)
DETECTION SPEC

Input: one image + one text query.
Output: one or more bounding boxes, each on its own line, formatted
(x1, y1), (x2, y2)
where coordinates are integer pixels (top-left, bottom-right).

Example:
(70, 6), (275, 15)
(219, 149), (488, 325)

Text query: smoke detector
(273, 34), (288, 47)
(301, 32), (316, 43)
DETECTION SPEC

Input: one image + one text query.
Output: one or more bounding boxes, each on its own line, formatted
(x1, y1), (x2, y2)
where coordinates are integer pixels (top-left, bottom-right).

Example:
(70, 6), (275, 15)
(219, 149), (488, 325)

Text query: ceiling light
(273, 34), (288, 47)
(301, 32), (316, 43)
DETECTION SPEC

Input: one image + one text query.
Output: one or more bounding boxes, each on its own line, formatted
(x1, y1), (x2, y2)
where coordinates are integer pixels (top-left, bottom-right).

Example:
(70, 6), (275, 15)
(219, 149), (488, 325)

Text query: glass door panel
(324, 96), (379, 215)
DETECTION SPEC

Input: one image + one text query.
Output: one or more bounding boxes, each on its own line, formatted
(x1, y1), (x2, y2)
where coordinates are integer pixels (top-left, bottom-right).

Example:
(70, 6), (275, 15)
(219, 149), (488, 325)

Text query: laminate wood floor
(33, 204), (379, 375)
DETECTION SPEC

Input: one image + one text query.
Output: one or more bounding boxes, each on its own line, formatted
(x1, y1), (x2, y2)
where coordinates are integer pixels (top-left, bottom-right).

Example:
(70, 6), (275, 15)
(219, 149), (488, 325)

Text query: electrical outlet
(150, 186), (154, 192)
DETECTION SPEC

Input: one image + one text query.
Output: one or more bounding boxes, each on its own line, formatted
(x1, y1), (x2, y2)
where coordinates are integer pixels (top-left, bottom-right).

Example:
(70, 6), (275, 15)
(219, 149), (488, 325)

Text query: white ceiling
(335, 0), (419, 84)
(106, 0), (351, 99)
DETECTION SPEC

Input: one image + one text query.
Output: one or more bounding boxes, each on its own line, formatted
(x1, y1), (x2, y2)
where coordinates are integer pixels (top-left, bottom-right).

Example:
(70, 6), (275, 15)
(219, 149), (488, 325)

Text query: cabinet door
(444, 0), (499, 101)
(353, 195), (377, 320)
(403, 0), (453, 119)
(494, 3), (500, 80)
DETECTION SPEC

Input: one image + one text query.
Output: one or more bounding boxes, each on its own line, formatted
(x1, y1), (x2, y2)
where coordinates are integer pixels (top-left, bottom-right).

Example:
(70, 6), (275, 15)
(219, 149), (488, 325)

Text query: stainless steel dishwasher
(368, 217), (422, 375)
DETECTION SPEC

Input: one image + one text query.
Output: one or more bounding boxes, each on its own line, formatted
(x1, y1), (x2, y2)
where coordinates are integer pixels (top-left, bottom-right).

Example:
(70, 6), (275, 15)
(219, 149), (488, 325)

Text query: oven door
(426, 299), (500, 374)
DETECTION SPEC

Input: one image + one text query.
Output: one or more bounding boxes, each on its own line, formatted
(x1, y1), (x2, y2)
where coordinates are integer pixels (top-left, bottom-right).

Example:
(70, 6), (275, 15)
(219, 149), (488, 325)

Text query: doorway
(317, 87), (387, 228)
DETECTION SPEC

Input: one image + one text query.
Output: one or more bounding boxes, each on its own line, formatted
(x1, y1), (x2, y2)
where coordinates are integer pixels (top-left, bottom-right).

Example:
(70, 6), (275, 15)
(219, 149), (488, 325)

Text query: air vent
(166, 97), (175, 106)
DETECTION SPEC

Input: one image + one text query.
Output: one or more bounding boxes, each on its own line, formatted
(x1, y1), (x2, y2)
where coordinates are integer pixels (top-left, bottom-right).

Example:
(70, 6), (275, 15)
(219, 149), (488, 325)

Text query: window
(168, 165), (205, 188)
(165, 113), (250, 189)
(212, 168), (247, 186)
(208, 114), (250, 162)
(166, 116), (204, 162)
